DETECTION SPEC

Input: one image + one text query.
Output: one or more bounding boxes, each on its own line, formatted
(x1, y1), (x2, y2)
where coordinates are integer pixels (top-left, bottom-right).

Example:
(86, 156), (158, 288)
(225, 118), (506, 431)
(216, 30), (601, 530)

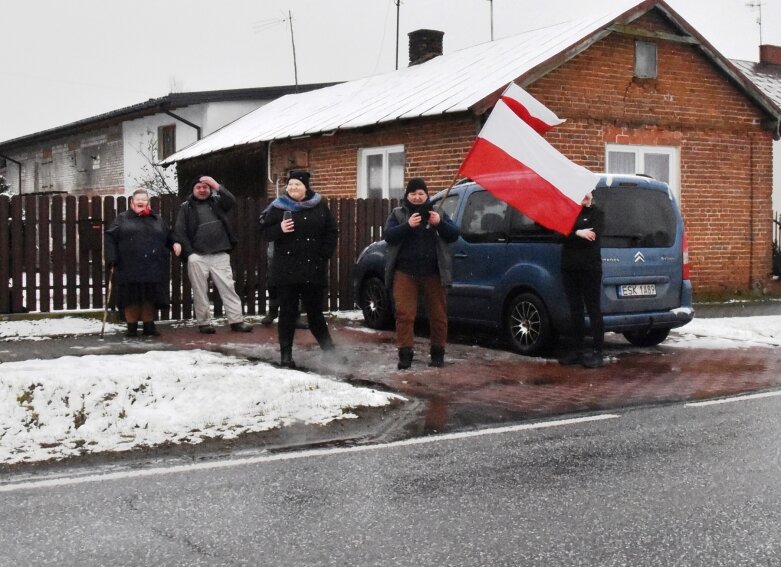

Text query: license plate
(618, 284), (656, 297)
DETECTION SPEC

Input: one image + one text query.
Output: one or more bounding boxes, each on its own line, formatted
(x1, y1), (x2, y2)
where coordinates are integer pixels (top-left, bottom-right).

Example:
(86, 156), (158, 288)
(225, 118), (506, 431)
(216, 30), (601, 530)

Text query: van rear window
(595, 187), (676, 248)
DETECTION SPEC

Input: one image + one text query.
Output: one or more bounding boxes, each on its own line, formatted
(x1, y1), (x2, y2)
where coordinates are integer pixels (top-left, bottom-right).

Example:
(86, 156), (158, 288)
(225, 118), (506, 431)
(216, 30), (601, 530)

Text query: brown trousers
(392, 271), (447, 350)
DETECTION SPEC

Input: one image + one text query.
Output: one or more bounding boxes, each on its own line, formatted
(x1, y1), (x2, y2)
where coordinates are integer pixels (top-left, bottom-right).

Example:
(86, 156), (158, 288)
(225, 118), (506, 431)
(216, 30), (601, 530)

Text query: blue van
(352, 174), (694, 356)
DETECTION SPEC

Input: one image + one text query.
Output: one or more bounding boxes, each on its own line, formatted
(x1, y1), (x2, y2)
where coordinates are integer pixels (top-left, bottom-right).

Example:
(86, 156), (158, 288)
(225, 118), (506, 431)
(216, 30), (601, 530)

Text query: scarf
(271, 192), (322, 212)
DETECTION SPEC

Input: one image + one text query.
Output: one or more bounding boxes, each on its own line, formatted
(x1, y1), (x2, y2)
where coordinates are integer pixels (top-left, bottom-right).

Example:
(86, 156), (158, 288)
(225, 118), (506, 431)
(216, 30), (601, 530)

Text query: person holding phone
(259, 170), (340, 368)
(383, 177), (459, 369)
(173, 175), (253, 334)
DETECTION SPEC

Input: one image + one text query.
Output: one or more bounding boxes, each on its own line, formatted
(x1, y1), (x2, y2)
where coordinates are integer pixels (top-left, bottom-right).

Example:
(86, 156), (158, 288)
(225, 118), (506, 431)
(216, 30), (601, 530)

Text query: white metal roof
(158, 1), (658, 165)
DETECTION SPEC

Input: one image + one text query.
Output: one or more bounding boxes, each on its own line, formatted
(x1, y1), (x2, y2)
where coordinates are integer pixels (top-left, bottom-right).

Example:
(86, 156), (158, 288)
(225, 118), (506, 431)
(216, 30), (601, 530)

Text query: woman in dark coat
(558, 190), (605, 368)
(104, 189), (181, 337)
(259, 171), (339, 368)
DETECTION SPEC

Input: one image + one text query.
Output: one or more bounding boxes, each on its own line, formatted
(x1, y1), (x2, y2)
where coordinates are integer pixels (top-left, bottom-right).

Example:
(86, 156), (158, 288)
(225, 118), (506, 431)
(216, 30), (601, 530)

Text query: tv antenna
(746, 1), (764, 46)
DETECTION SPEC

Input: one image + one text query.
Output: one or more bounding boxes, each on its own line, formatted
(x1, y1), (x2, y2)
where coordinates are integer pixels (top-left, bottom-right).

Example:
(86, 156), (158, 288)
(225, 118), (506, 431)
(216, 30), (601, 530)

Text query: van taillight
(682, 230), (690, 280)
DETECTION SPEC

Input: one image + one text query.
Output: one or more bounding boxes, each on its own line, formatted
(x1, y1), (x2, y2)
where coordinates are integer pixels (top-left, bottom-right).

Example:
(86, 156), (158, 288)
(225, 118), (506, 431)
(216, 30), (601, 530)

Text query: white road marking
(0, 413), (619, 493)
(685, 390), (781, 408)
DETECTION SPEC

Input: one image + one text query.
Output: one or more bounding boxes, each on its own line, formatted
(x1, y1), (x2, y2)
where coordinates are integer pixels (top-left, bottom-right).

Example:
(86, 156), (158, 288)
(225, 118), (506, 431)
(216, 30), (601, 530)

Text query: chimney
(408, 29), (444, 66)
(759, 44), (781, 65)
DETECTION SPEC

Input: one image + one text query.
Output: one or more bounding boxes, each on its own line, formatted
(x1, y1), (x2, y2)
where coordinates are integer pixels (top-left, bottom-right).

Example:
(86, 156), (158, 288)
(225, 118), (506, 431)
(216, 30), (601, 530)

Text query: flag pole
(435, 168), (465, 211)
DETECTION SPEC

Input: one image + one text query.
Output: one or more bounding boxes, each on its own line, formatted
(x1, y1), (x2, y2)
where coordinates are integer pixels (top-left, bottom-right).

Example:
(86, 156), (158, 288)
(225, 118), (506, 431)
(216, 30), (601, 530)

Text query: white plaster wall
(202, 101), (270, 135)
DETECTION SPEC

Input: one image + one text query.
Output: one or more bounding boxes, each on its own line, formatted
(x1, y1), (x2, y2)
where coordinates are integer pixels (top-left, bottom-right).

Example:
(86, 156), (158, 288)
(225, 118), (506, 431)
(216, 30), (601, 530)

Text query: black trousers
(277, 284), (332, 350)
(561, 268), (604, 352)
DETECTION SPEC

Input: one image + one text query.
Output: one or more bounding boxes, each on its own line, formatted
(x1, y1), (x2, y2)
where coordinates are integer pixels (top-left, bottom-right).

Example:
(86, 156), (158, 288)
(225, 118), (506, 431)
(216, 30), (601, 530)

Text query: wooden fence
(0, 194), (397, 317)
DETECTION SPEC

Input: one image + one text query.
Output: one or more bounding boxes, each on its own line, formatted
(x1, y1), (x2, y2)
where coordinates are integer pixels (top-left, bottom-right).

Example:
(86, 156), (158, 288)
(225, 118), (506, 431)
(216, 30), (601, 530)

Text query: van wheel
(504, 292), (552, 356)
(623, 328), (670, 347)
(360, 277), (394, 330)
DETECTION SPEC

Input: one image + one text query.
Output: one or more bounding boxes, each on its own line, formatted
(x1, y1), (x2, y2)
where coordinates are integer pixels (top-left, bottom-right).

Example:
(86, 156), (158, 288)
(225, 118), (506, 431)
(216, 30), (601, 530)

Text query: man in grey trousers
(173, 175), (253, 334)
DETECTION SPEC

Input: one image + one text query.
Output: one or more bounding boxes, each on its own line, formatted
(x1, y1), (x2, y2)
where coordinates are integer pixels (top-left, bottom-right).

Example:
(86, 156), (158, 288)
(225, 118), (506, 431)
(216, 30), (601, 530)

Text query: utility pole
(288, 10), (299, 90)
(487, 0), (494, 41)
(395, 0), (401, 70)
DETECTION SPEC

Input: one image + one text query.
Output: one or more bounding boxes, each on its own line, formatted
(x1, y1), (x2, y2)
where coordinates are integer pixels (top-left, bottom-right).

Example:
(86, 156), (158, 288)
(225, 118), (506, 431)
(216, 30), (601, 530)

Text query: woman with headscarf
(259, 170), (340, 368)
(104, 188), (181, 337)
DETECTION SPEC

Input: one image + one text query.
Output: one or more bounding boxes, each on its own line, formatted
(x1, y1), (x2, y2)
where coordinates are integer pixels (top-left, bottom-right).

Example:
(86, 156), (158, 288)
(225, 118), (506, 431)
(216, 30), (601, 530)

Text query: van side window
(508, 208), (558, 241)
(460, 190), (509, 243)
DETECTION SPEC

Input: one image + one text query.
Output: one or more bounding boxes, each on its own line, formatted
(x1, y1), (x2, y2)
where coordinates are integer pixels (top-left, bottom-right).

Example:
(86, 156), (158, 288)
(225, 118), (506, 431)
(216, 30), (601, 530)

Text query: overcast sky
(2, 0), (780, 143)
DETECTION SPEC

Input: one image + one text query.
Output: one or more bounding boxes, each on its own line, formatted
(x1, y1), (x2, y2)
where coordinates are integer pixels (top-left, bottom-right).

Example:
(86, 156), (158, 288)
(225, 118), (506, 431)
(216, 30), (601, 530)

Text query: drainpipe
(0, 153), (22, 194)
(163, 110), (201, 140)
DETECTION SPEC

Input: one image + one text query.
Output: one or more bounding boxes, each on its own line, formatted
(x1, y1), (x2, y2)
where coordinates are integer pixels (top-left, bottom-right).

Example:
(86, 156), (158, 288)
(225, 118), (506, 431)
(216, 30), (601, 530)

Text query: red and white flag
(458, 94), (598, 235)
(500, 82), (565, 135)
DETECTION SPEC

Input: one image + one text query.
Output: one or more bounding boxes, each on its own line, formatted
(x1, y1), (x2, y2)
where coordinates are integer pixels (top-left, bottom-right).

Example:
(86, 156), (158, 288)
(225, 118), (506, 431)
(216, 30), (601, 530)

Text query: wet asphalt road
(2, 393), (781, 566)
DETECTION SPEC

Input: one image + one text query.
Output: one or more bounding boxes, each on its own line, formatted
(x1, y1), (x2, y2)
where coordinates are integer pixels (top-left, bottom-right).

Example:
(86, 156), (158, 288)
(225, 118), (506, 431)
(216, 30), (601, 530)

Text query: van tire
(623, 328), (670, 347)
(360, 276), (394, 330)
(504, 292), (552, 356)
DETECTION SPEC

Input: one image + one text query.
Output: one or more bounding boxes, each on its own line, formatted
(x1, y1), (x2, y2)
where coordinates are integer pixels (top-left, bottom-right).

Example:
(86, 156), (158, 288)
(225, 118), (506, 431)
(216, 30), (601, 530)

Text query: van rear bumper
(603, 306), (694, 333)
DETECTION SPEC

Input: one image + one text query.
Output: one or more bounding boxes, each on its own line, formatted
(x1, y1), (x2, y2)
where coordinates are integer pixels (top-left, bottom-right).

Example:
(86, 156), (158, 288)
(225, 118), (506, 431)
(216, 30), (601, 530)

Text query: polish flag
(458, 99), (599, 235)
(501, 82), (565, 135)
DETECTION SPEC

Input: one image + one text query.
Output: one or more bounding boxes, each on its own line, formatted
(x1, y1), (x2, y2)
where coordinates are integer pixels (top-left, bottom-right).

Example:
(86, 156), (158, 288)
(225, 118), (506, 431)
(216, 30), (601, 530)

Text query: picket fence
(0, 194), (398, 318)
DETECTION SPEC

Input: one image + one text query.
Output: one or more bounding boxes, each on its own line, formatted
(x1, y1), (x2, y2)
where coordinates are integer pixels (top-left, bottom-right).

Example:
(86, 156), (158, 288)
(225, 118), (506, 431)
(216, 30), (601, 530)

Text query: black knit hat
(188, 176), (207, 190)
(287, 170), (311, 190)
(405, 177), (427, 195)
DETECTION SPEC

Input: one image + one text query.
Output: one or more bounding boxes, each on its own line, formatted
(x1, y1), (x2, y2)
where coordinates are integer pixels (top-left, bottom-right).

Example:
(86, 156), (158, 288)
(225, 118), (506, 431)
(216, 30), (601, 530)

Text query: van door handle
(454, 253), (468, 258)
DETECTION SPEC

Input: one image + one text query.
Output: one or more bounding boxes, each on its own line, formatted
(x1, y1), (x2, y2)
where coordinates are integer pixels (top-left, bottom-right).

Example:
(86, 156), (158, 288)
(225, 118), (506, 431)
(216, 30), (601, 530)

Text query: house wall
(1, 124), (125, 196)
(123, 101), (269, 196)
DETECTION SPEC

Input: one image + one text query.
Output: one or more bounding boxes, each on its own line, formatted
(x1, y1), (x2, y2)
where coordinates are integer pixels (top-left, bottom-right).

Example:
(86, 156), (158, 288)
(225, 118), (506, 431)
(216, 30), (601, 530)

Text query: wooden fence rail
(0, 194), (398, 316)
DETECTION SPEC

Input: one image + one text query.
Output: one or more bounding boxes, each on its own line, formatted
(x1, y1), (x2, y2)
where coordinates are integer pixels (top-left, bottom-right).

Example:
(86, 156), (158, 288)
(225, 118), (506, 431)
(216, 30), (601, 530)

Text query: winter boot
(260, 305), (278, 326)
(397, 347), (414, 370)
(142, 321), (160, 337)
(126, 322), (139, 337)
(428, 346), (445, 368)
(280, 347), (296, 369)
(581, 350), (604, 369)
(558, 350), (583, 366)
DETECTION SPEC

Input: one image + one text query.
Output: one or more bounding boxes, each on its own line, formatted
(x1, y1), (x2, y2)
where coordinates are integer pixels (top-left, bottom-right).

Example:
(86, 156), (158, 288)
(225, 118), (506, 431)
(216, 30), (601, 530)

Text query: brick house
(0, 85), (332, 197)
(162, 0), (781, 296)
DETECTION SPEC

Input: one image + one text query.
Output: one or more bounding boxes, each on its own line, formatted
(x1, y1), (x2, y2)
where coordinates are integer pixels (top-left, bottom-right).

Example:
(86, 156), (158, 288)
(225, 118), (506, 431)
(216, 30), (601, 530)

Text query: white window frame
(605, 144), (680, 201)
(357, 144), (405, 199)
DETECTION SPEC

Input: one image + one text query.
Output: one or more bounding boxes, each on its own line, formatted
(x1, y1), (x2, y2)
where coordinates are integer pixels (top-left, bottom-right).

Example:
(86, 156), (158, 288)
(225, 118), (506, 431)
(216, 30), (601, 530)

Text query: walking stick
(101, 266), (114, 338)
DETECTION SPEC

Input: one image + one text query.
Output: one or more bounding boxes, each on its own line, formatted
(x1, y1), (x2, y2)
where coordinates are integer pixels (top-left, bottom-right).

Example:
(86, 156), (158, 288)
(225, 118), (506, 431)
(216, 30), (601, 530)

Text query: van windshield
(594, 187), (677, 248)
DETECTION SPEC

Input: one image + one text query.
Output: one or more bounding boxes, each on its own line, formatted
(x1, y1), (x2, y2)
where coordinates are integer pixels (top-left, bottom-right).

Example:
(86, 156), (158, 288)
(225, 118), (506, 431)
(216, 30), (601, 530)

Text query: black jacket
(561, 204), (604, 272)
(104, 210), (174, 284)
(260, 199), (338, 287)
(173, 185), (238, 259)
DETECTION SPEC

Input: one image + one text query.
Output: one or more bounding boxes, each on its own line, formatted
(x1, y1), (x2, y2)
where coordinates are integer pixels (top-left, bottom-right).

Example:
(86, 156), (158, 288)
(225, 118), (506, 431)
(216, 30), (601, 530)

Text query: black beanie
(288, 170), (311, 190)
(188, 176), (207, 190)
(405, 177), (427, 195)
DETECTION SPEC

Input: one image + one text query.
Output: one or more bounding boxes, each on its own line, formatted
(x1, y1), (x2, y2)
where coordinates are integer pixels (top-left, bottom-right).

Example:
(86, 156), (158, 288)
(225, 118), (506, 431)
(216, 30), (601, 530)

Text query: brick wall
(266, 8), (773, 294)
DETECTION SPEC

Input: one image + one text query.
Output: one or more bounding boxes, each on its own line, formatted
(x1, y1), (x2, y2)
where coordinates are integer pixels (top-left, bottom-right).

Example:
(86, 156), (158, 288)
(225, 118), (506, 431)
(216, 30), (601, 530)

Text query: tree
(0, 174), (10, 195)
(131, 133), (178, 196)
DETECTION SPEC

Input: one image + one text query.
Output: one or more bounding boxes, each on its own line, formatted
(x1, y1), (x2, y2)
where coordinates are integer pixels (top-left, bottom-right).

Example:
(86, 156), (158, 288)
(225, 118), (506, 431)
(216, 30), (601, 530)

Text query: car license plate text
(618, 284), (656, 297)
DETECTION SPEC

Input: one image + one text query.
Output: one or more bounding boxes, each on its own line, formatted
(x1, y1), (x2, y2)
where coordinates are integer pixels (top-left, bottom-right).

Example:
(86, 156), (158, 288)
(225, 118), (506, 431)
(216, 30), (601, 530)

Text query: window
(358, 145), (405, 199)
(635, 41), (657, 79)
(606, 144), (680, 200)
(460, 190), (510, 243)
(158, 125), (176, 160)
(36, 161), (53, 192)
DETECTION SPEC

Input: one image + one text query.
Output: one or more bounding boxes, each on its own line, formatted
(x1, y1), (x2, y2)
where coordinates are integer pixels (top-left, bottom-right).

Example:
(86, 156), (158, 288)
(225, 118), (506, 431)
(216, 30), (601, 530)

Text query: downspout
(0, 154), (22, 194)
(267, 140), (281, 197)
(163, 110), (201, 140)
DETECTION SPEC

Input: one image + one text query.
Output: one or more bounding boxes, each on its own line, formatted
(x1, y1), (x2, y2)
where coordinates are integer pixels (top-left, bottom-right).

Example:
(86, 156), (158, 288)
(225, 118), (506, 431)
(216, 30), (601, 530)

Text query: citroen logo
(634, 251), (645, 263)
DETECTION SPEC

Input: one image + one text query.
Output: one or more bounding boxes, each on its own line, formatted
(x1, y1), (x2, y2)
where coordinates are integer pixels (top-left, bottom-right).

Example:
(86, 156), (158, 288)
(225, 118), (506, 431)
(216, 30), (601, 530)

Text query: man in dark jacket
(173, 175), (252, 334)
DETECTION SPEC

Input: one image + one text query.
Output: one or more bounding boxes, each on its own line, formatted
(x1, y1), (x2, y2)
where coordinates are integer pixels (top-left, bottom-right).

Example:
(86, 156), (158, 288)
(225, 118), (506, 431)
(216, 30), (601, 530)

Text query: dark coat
(104, 210), (174, 284)
(173, 185), (238, 260)
(561, 204), (605, 272)
(260, 198), (338, 287)
(383, 200), (459, 289)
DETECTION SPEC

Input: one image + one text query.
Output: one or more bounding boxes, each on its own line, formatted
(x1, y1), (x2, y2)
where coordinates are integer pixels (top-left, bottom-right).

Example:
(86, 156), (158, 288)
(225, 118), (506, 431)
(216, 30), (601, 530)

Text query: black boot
(260, 305), (278, 326)
(280, 347), (296, 369)
(581, 350), (604, 369)
(397, 347), (414, 370)
(429, 346), (445, 368)
(142, 321), (160, 337)
(126, 322), (139, 337)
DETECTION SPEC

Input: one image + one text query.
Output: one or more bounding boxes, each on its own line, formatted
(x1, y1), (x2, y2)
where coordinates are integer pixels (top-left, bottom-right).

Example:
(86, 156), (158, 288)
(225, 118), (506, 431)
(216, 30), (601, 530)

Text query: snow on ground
(1, 311), (779, 465)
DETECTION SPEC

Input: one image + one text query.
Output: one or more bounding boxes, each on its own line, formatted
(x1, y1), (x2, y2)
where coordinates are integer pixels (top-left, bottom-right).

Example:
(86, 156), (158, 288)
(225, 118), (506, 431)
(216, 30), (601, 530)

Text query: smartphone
(283, 211), (292, 221)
